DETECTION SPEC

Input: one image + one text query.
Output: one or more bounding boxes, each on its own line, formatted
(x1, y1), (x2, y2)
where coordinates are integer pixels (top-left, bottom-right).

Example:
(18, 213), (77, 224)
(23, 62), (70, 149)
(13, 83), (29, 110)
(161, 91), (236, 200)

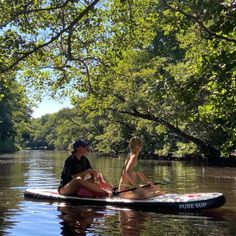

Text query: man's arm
(72, 168), (98, 179)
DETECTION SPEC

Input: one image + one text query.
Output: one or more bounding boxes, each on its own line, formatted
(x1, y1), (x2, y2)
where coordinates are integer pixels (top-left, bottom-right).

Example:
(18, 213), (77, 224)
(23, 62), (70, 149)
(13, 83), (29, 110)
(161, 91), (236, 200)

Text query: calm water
(0, 150), (236, 236)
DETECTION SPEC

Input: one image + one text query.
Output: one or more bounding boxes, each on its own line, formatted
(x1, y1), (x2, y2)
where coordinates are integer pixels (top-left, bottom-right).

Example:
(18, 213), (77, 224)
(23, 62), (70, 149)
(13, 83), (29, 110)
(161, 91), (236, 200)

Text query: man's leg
(59, 177), (109, 196)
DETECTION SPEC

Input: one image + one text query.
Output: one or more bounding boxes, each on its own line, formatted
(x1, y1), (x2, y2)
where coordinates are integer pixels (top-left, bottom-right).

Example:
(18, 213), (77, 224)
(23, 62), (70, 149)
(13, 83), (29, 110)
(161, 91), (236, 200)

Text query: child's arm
(137, 172), (153, 185)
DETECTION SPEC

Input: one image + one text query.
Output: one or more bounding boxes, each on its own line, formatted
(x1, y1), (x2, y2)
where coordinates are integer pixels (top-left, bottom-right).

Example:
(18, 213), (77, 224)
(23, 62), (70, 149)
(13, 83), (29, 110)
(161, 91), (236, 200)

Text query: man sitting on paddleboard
(58, 139), (113, 197)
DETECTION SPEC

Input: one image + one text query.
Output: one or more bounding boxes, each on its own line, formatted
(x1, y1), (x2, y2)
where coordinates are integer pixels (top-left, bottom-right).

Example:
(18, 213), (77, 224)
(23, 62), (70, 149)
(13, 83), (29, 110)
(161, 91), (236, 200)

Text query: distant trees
(0, 1), (235, 158)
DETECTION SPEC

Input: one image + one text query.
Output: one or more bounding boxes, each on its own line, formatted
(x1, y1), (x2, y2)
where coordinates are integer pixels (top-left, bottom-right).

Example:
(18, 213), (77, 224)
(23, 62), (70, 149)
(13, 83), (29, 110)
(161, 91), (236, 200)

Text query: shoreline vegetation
(0, 1), (235, 165)
(1, 102), (236, 166)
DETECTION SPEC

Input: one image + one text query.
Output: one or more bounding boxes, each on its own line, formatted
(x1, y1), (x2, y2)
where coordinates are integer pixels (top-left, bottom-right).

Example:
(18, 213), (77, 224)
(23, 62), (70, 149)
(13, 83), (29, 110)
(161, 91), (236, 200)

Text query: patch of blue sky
(32, 95), (72, 118)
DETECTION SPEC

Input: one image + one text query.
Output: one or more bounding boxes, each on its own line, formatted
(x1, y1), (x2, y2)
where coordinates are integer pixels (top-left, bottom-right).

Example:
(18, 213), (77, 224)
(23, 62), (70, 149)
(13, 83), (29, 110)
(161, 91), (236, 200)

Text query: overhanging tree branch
(161, 0), (236, 44)
(66, 28), (95, 94)
(0, 0), (72, 29)
(110, 107), (221, 158)
(0, 0), (101, 74)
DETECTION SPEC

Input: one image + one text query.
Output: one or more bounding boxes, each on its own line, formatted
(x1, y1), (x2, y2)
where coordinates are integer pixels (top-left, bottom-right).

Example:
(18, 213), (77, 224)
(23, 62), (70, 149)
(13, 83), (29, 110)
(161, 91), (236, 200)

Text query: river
(0, 150), (236, 235)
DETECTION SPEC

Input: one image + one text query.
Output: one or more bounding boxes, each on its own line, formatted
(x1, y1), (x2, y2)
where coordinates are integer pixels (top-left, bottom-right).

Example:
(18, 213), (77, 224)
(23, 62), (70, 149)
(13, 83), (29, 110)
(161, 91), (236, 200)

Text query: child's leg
(144, 186), (165, 197)
(119, 190), (149, 199)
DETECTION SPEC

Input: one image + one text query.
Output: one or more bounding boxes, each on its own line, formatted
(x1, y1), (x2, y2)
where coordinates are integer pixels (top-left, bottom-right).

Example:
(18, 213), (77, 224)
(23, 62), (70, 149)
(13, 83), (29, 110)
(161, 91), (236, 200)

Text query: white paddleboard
(24, 189), (225, 211)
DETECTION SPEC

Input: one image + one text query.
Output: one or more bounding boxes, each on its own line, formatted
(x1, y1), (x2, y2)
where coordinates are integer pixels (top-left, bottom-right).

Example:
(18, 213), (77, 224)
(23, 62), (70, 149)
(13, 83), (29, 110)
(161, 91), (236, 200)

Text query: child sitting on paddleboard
(58, 139), (113, 198)
(118, 137), (163, 199)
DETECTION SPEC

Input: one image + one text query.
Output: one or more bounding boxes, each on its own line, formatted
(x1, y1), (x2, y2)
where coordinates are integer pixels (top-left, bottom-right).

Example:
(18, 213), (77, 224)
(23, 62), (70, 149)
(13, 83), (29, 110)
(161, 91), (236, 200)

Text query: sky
(32, 96), (72, 118)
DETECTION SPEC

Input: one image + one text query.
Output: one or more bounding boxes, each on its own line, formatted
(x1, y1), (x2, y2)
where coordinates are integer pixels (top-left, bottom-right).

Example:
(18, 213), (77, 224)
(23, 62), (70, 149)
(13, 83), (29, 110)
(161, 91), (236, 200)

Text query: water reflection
(0, 152), (30, 235)
(58, 205), (104, 235)
(119, 209), (145, 236)
(0, 151), (236, 236)
(57, 204), (146, 236)
(56, 204), (235, 236)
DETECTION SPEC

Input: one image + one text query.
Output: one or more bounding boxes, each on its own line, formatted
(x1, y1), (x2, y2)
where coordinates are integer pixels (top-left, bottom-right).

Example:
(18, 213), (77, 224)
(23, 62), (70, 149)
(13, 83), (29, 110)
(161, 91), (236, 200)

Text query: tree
(72, 0), (236, 159)
(0, 76), (31, 153)
(0, 0), (235, 159)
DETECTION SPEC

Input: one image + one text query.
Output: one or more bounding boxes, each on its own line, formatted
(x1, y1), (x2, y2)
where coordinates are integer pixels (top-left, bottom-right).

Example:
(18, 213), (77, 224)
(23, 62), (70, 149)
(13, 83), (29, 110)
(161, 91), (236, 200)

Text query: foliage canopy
(0, 0), (235, 159)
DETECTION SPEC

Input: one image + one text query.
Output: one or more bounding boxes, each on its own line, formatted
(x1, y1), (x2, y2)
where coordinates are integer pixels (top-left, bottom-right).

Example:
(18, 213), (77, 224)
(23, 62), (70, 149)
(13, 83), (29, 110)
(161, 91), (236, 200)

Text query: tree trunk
(118, 109), (221, 161)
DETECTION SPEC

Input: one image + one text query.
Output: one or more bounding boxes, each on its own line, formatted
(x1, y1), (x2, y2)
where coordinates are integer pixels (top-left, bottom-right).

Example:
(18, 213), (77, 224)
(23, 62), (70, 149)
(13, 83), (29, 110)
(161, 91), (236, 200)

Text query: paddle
(112, 180), (170, 196)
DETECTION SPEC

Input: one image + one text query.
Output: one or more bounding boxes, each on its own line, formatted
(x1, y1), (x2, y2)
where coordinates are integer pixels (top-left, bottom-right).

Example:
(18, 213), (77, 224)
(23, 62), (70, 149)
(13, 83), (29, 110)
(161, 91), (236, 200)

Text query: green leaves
(0, 77), (31, 153)
(0, 0), (235, 158)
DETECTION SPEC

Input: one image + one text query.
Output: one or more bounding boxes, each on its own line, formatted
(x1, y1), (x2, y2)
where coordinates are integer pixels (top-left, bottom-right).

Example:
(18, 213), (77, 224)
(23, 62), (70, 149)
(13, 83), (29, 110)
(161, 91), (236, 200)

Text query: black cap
(72, 139), (87, 149)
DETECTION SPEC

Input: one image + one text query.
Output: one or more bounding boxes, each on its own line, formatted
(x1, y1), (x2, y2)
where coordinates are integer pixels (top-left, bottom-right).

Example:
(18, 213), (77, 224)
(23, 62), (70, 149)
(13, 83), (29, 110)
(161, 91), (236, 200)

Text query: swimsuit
(119, 156), (142, 190)
(132, 162), (142, 172)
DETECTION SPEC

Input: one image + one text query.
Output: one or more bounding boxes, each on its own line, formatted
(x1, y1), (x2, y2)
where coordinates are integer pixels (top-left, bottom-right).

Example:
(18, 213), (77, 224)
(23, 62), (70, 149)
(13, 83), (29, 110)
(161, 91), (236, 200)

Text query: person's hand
(146, 181), (154, 188)
(135, 184), (141, 189)
(149, 181), (154, 186)
(88, 169), (99, 177)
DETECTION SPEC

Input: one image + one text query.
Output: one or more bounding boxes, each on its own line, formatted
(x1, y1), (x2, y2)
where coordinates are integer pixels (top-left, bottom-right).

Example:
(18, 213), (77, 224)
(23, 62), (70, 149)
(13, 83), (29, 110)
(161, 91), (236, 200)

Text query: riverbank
(70, 151), (236, 167)
(141, 153), (236, 167)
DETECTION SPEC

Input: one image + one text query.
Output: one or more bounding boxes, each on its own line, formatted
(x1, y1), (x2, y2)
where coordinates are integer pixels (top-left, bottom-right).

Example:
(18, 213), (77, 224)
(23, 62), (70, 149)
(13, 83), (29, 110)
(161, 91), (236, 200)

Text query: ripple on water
(0, 151), (236, 236)
(4, 201), (61, 236)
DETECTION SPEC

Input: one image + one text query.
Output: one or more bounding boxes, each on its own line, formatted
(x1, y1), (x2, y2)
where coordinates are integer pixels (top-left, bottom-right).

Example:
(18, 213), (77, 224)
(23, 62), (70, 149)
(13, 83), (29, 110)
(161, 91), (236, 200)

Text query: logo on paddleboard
(179, 202), (207, 209)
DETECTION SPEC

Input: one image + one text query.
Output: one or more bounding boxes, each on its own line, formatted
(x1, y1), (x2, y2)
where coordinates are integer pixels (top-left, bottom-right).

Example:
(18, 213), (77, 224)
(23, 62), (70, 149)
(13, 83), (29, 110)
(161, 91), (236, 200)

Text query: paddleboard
(24, 189), (225, 211)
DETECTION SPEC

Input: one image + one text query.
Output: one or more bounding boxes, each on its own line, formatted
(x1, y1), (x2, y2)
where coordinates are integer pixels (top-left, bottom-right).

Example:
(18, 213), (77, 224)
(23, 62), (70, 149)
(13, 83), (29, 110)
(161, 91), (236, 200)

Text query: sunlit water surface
(0, 150), (236, 235)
